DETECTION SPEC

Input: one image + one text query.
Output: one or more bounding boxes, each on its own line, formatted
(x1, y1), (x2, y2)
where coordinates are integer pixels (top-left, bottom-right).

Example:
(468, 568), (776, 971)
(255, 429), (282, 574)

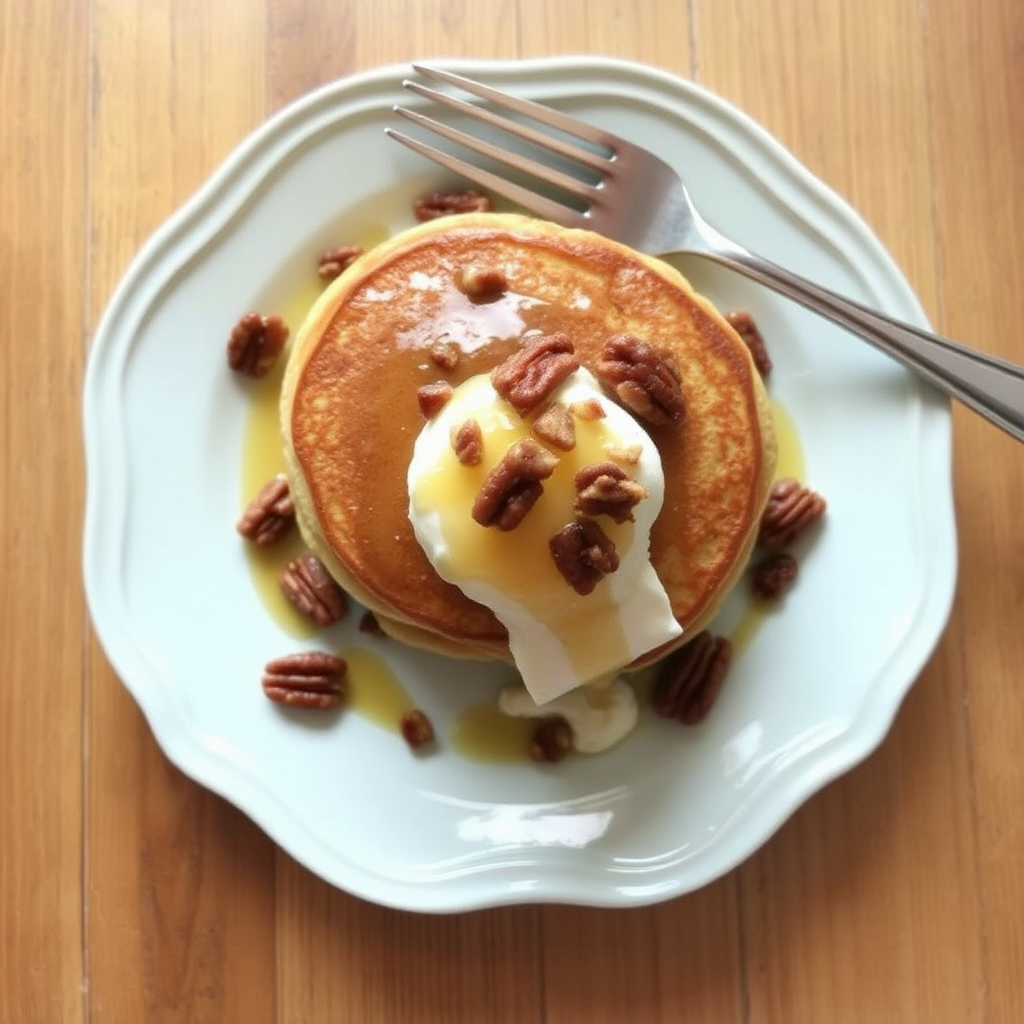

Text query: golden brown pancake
(281, 212), (777, 665)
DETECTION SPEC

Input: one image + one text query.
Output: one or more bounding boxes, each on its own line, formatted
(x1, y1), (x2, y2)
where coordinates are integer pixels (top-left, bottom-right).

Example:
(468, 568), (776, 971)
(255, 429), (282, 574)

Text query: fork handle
(694, 230), (1024, 442)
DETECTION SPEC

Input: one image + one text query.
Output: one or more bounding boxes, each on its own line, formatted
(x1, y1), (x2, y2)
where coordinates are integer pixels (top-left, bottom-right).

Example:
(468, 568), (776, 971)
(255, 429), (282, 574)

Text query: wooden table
(3, 0), (1022, 1020)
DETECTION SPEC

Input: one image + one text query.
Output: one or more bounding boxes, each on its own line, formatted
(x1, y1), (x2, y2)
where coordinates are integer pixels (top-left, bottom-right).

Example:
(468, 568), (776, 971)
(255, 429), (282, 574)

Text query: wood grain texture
(85, 1), (276, 1021)
(0, 0), (89, 1020)
(2, 0), (1022, 1019)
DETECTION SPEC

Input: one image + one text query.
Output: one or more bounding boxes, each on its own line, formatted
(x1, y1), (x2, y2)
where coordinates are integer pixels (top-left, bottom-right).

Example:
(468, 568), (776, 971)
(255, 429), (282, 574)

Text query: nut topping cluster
(532, 402), (576, 451)
(317, 245), (364, 281)
(491, 333), (580, 415)
(279, 554), (348, 627)
(573, 461), (648, 524)
(471, 438), (558, 530)
(758, 477), (827, 549)
(400, 709), (436, 748)
(417, 381), (454, 418)
(653, 632), (732, 724)
(530, 717), (574, 763)
(450, 419), (484, 466)
(262, 652), (347, 710)
(413, 189), (492, 221)
(236, 474), (295, 545)
(455, 264), (507, 297)
(429, 338), (460, 371)
(549, 518), (620, 596)
(726, 310), (772, 378)
(227, 312), (289, 378)
(751, 552), (799, 600)
(595, 333), (685, 426)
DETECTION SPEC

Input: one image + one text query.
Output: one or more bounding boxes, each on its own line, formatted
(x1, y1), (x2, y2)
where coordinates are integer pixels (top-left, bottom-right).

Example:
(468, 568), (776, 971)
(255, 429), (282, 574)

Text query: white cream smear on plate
(407, 368), (681, 718)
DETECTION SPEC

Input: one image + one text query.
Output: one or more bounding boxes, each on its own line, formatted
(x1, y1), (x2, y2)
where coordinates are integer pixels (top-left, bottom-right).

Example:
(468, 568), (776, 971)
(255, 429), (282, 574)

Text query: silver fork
(387, 64), (1024, 443)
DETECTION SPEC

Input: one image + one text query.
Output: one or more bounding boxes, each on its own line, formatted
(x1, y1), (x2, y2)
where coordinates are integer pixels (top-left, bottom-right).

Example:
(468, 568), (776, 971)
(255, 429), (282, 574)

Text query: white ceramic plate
(83, 56), (956, 911)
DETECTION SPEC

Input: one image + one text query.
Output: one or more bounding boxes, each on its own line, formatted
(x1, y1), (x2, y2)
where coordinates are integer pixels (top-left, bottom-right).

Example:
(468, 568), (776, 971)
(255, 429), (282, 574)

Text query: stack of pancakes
(281, 212), (777, 667)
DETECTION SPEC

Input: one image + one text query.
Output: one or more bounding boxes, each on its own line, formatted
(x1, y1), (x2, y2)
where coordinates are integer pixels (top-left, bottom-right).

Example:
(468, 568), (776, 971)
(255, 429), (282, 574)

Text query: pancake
(281, 212), (777, 666)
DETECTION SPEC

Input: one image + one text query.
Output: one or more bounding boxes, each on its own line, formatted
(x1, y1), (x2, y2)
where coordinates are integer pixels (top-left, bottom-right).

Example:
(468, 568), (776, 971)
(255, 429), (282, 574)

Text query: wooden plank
(925, 0), (1024, 1019)
(514, 8), (747, 1024)
(85, 1), (277, 1020)
(0, 0), (89, 1020)
(266, 0), (518, 112)
(694, 0), (984, 1020)
(517, 0), (692, 72)
(266, 5), (541, 1022)
(277, 864), (540, 1024)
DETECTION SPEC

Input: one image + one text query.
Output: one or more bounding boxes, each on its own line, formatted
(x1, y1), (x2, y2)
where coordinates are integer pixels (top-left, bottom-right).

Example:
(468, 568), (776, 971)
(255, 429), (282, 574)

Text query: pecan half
(573, 462), (648, 524)
(472, 438), (558, 530)
(400, 708), (436, 748)
(317, 245), (364, 281)
(549, 518), (620, 595)
(758, 478), (827, 548)
(359, 610), (387, 637)
(530, 717), (573, 763)
(532, 402), (576, 451)
(413, 189), (492, 221)
(653, 632), (732, 724)
(751, 552), (799, 600)
(262, 651), (347, 710)
(236, 474), (295, 545)
(491, 333), (580, 416)
(455, 264), (507, 297)
(279, 554), (348, 627)
(429, 338), (460, 371)
(227, 312), (289, 378)
(726, 310), (772, 378)
(595, 334), (685, 426)
(450, 419), (484, 466)
(417, 380), (454, 418)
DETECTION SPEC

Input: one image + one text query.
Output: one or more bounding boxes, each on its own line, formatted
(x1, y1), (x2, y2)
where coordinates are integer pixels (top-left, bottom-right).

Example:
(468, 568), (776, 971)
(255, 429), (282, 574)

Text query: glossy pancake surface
(281, 213), (776, 662)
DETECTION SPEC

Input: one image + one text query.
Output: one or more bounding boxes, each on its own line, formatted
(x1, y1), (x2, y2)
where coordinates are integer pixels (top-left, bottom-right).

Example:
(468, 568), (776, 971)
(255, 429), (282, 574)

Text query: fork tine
(401, 79), (610, 173)
(412, 64), (616, 152)
(385, 127), (590, 230)
(393, 105), (601, 205)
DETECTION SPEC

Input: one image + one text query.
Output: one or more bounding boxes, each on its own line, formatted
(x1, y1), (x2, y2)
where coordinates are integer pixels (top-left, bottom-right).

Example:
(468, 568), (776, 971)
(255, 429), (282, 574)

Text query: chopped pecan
(569, 398), (606, 421)
(472, 438), (558, 530)
(236, 474), (295, 545)
(532, 402), (576, 451)
(400, 709), (435, 748)
(604, 442), (642, 465)
(595, 334), (685, 426)
(758, 478), (827, 548)
(653, 632), (732, 724)
(455, 264), (507, 297)
(751, 552), (799, 600)
(573, 462), (648, 524)
(279, 554), (348, 627)
(417, 380), (454, 418)
(530, 717), (573, 763)
(429, 338), (460, 371)
(413, 189), (492, 221)
(549, 518), (620, 595)
(227, 312), (289, 378)
(262, 651), (347, 710)
(317, 245), (364, 281)
(359, 610), (387, 637)
(491, 333), (580, 415)
(727, 310), (772, 378)
(450, 419), (484, 466)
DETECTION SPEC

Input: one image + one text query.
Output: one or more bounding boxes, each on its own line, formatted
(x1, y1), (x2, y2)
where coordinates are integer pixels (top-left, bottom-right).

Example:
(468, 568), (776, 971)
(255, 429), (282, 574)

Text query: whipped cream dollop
(407, 367), (681, 705)
(499, 678), (638, 753)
